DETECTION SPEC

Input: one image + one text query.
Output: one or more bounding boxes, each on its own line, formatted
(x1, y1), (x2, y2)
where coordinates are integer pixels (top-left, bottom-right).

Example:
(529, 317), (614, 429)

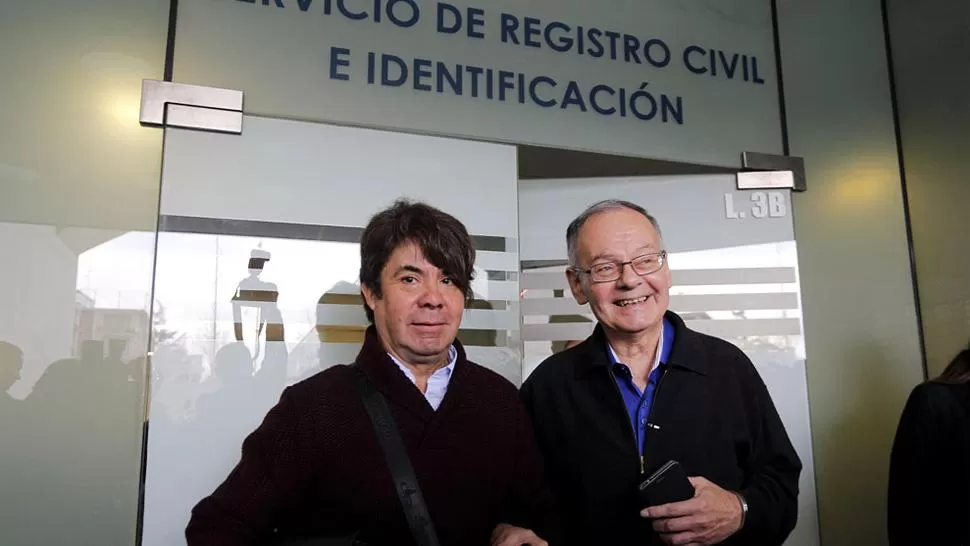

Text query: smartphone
(638, 460), (695, 508)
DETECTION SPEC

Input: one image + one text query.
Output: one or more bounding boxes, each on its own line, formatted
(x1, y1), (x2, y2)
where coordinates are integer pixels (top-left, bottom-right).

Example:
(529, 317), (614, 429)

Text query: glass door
(139, 115), (521, 546)
(518, 174), (820, 546)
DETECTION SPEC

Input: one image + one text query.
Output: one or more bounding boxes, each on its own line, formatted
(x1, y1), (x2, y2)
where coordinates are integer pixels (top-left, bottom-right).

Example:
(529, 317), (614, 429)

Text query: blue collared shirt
(607, 318), (675, 456)
(389, 345), (458, 411)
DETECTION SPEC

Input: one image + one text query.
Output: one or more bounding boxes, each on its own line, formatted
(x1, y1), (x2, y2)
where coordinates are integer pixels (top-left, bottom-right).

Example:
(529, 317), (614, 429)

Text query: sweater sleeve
(732, 355), (803, 546)
(185, 387), (312, 546)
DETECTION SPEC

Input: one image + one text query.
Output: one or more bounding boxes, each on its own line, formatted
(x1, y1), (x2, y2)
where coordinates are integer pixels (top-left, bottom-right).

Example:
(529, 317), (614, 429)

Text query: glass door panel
(518, 174), (820, 546)
(140, 115), (520, 546)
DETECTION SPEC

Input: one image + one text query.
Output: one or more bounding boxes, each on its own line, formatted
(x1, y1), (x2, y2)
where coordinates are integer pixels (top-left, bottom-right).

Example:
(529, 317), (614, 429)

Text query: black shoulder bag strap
(351, 366), (441, 546)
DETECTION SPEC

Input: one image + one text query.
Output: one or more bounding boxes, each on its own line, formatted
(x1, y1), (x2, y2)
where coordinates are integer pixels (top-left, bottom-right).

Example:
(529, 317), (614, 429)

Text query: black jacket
(520, 311), (801, 546)
(888, 380), (970, 546)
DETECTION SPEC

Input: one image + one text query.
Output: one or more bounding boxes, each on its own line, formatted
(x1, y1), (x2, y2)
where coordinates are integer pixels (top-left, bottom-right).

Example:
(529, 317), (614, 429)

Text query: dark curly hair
(359, 199), (476, 322)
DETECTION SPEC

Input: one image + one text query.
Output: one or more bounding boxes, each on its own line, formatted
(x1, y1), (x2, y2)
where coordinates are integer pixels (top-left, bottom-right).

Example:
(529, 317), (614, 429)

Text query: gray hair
(566, 199), (662, 266)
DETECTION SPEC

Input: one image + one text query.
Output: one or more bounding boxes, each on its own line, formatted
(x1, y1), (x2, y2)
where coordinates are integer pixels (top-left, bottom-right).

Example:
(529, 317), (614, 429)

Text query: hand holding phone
(637, 460), (696, 508)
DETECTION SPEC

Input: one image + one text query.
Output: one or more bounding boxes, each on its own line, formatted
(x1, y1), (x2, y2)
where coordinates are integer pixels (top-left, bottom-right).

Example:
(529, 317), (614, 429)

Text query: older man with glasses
(521, 199), (802, 546)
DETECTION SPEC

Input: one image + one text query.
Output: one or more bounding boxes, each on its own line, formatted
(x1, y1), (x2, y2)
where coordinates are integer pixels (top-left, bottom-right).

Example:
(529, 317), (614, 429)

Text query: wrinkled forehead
(577, 210), (662, 259)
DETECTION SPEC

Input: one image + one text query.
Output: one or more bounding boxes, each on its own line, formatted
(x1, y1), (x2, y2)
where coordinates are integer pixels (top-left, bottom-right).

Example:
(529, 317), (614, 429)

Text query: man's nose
(617, 262), (643, 288)
(418, 282), (445, 307)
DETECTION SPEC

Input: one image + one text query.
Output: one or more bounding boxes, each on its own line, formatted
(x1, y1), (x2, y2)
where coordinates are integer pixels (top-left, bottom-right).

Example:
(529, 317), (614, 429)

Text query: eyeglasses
(573, 251), (667, 283)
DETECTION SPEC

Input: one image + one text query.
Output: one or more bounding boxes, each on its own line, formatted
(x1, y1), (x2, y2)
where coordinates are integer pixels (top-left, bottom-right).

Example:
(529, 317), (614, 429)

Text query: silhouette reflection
(141, 248), (289, 546)
(1, 339), (145, 544)
(0, 341), (21, 402)
(0, 341), (25, 471)
(232, 248), (285, 369)
(307, 280), (366, 380)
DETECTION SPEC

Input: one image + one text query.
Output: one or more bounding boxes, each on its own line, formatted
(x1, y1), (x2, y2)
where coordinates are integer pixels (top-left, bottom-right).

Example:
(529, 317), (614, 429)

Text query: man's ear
(361, 283), (379, 311)
(566, 269), (589, 305)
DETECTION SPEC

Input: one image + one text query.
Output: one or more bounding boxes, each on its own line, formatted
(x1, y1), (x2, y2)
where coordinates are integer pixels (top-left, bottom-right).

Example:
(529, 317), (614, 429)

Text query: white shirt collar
(388, 345), (458, 411)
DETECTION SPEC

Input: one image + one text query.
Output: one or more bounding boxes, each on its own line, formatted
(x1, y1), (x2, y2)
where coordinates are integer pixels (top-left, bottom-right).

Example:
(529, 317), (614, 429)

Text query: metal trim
(740, 151), (807, 191)
(157, 214), (508, 250)
(737, 170), (796, 190)
(880, 0), (928, 378)
(139, 79), (244, 134)
(165, 104), (243, 134)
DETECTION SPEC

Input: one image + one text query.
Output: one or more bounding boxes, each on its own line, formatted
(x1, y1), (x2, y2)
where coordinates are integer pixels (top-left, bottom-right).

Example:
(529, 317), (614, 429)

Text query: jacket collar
(573, 310), (708, 379)
(353, 325), (469, 422)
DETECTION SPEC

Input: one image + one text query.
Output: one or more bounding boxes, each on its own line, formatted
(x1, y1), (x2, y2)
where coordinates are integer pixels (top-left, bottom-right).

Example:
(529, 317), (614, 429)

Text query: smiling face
(566, 207), (672, 339)
(361, 241), (465, 367)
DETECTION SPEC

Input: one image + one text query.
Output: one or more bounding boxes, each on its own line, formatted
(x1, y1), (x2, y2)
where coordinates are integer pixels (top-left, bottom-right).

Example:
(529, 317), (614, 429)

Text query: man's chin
(605, 319), (659, 336)
(404, 342), (453, 361)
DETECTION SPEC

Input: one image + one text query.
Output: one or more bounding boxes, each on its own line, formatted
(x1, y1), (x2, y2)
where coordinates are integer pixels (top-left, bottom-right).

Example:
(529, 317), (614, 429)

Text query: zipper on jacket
(606, 366), (645, 475)
(641, 365), (669, 470)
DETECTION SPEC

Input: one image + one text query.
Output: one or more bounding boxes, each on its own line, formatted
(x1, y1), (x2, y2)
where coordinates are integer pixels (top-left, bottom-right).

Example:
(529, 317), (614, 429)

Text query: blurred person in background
(888, 344), (970, 545)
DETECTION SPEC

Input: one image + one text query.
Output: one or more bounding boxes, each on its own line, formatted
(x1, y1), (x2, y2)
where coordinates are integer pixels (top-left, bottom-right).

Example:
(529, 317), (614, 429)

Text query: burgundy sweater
(186, 328), (559, 546)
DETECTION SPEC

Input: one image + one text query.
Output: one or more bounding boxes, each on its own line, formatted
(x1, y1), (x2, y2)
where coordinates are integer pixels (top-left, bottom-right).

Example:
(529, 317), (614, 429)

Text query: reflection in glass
(0, 225), (155, 545)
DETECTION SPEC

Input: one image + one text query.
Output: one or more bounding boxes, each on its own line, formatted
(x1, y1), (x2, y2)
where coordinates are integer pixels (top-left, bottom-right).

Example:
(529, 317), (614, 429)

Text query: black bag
(268, 366), (440, 546)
